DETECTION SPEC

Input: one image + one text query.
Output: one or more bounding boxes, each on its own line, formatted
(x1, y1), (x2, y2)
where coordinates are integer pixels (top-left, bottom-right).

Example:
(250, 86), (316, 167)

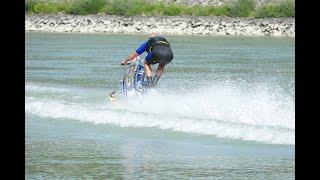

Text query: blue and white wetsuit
(135, 41), (153, 64)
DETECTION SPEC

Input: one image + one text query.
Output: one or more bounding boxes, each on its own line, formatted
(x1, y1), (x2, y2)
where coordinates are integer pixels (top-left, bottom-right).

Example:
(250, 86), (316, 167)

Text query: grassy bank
(25, 0), (295, 18)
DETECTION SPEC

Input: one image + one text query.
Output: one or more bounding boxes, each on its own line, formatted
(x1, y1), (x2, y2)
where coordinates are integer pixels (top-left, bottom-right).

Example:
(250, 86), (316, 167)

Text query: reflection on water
(26, 137), (294, 179)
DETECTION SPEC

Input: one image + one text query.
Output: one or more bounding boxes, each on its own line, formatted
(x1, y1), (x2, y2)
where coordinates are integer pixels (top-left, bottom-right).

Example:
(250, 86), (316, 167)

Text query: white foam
(25, 83), (295, 145)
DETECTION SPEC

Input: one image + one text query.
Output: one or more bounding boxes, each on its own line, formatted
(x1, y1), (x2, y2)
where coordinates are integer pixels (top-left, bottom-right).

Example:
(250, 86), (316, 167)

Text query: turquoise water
(26, 32), (295, 179)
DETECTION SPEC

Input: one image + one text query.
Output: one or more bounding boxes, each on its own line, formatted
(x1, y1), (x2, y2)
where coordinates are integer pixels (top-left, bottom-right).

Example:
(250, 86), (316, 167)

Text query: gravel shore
(25, 14), (295, 37)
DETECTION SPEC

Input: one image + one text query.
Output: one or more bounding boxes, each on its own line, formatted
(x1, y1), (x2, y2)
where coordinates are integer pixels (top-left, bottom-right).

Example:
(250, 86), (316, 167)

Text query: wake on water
(26, 79), (294, 145)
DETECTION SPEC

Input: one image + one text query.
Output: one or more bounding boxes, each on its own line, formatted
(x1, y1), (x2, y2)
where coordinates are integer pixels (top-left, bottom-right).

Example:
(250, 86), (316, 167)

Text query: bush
(254, 0), (295, 18)
(189, 5), (207, 16)
(278, 0), (295, 17)
(229, 0), (256, 17)
(104, 0), (148, 16)
(144, 2), (166, 16)
(66, 0), (106, 15)
(25, 0), (66, 14)
(104, 0), (131, 16)
(164, 3), (182, 16)
(25, 0), (37, 12)
(205, 5), (231, 16)
(254, 4), (280, 18)
(180, 5), (230, 16)
(142, 2), (164, 16)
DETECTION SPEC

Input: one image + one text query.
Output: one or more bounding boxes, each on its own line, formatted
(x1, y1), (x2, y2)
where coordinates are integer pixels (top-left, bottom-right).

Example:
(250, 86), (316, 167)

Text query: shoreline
(25, 14), (295, 37)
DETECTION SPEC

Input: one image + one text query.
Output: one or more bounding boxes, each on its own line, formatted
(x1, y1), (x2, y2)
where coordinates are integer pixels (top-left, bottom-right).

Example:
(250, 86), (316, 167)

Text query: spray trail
(26, 82), (295, 145)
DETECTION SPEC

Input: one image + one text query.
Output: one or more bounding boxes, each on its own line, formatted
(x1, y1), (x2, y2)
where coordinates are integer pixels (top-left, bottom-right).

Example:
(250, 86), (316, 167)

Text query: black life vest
(146, 36), (170, 53)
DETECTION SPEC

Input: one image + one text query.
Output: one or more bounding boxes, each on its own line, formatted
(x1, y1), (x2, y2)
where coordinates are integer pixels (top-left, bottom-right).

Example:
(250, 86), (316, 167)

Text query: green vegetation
(229, 0), (255, 17)
(66, 0), (106, 15)
(25, 0), (67, 13)
(104, 0), (149, 16)
(25, 0), (295, 18)
(254, 0), (295, 18)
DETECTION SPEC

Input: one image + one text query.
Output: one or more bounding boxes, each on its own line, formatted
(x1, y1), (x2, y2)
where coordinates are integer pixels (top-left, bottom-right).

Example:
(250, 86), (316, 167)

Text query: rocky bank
(25, 14), (295, 37)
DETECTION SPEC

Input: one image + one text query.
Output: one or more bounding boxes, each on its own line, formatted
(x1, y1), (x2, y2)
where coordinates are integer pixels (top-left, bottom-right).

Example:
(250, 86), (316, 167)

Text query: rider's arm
(121, 41), (147, 65)
(121, 52), (138, 65)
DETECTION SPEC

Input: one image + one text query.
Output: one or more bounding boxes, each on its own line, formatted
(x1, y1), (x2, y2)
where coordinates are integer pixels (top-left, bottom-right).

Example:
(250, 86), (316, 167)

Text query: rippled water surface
(26, 32), (295, 179)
